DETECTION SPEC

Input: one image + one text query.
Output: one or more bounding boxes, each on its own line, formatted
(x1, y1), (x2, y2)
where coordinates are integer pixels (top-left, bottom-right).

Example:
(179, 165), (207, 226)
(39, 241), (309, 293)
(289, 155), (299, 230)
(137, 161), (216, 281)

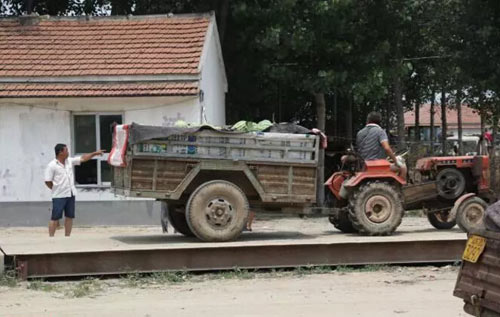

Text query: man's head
(367, 111), (382, 125)
(54, 143), (68, 159)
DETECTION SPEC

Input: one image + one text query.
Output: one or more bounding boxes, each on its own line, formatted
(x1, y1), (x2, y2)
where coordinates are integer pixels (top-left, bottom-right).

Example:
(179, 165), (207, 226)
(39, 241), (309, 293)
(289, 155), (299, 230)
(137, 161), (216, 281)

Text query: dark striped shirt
(356, 124), (388, 160)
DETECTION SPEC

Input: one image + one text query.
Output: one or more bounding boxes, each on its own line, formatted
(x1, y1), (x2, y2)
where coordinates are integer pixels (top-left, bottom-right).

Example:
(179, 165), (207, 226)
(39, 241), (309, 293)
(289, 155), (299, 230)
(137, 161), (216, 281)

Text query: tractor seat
(364, 159), (393, 172)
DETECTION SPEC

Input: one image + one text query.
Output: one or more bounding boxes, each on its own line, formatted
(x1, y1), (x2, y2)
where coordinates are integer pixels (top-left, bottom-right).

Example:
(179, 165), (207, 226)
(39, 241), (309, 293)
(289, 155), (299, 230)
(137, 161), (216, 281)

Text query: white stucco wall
(124, 97), (200, 126)
(0, 95), (200, 202)
(0, 19), (229, 204)
(0, 103), (70, 202)
(199, 21), (227, 126)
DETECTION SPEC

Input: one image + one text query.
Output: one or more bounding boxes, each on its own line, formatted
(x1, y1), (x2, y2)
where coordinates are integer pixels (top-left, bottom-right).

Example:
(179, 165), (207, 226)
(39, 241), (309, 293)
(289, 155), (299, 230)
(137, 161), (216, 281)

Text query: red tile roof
(0, 15), (210, 77)
(405, 104), (481, 128)
(0, 81), (198, 97)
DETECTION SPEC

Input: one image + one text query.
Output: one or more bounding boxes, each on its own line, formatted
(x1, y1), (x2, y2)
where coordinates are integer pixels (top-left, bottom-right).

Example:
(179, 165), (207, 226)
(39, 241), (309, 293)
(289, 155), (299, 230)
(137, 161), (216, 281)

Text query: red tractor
(414, 155), (493, 232)
(325, 151), (492, 235)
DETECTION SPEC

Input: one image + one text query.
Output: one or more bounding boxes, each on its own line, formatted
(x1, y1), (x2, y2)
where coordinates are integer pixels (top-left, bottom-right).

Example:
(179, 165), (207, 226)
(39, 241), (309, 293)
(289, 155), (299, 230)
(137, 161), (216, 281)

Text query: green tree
(456, 0), (500, 192)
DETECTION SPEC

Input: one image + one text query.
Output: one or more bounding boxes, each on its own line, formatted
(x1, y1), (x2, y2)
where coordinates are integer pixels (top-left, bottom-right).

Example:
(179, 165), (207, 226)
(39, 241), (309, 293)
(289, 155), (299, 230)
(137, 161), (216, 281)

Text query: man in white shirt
(44, 144), (104, 237)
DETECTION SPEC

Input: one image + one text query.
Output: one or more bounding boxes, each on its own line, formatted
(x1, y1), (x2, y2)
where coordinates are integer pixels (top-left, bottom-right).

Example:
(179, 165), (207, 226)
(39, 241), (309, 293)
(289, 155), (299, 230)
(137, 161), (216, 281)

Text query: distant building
(404, 104), (482, 141)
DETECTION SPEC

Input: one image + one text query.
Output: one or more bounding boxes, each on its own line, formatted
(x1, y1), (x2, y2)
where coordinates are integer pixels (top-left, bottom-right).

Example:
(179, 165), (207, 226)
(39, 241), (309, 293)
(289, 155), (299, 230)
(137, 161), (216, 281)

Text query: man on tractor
(356, 111), (407, 180)
(327, 111), (409, 236)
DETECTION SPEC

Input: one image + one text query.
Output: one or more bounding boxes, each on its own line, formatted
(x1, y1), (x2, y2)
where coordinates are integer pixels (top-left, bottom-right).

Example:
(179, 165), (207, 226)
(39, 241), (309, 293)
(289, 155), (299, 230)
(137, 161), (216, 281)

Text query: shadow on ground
(397, 227), (464, 234)
(112, 231), (315, 245)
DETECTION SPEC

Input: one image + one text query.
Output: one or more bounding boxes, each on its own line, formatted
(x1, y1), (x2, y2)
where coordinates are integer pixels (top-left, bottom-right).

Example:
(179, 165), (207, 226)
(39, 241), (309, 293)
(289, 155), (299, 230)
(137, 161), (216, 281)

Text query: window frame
(71, 112), (124, 188)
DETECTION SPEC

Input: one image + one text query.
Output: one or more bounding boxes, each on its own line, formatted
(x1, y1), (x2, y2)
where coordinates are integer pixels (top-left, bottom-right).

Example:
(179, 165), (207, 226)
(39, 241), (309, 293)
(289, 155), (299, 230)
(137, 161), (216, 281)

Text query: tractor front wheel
(349, 182), (404, 236)
(456, 197), (487, 232)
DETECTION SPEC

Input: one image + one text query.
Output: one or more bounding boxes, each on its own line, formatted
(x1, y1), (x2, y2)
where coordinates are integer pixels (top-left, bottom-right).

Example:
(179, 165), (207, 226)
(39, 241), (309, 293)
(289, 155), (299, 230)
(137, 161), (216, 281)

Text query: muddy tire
(186, 180), (249, 242)
(349, 182), (404, 236)
(426, 210), (456, 230)
(325, 191), (357, 233)
(166, 204), (194, 237)
(329, 209), (357, 233)
(436, 168), (466, 201)
(456, 197), (487, 232)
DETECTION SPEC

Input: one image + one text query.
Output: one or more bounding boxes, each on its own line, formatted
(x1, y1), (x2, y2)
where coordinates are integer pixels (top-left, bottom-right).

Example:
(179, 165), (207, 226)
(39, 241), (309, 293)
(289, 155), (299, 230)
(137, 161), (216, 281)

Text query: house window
(73, 113), (123, 186)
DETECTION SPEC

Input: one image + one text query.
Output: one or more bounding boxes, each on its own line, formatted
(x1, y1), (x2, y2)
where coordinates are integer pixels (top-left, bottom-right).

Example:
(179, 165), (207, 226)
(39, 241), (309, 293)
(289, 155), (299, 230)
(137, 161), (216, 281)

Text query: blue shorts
(51, 196), (75, 220)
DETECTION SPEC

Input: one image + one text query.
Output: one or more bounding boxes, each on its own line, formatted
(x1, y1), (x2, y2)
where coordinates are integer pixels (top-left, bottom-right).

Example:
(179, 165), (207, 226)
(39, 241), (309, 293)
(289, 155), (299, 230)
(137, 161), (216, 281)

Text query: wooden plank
(132, 151), (317, 165)
(152, 159), (158, 191)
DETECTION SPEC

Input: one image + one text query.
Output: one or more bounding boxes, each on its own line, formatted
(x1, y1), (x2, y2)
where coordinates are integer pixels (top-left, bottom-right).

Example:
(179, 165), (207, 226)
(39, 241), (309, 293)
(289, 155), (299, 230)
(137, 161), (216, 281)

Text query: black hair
(54, 144), (67, 157)
(367, 111), (382, 125)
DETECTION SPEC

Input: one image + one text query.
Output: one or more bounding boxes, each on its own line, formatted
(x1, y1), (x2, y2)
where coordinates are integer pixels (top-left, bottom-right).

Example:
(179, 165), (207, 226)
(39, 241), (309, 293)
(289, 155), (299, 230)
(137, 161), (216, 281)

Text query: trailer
(111, 123), (321, 241)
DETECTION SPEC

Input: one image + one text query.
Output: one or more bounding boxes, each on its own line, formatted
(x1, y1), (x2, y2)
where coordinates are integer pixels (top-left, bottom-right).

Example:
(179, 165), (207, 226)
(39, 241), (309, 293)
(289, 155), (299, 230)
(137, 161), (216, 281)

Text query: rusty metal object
(10, 239), (465, 279)
(454, 230), (500, 316)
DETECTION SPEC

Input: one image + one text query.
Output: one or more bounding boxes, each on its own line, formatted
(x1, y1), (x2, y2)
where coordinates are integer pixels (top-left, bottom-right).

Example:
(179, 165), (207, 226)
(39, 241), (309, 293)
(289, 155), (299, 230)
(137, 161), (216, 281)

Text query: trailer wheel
(186, 180), (249, 242)
(349, 182), (404, 236)
(164, 203), (194, 237)
(456, 197), (487, 232)
(427, 210), (456, 230)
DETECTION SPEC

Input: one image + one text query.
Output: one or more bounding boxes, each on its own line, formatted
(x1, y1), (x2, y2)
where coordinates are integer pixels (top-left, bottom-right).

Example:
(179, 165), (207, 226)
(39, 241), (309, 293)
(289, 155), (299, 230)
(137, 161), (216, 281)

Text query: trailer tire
(186, 180), (249, 242)
(426, 210), (456, 230)
(165, 204), (194, 237)
(349, 182), (403, 236)
(456, 197), (487, 232)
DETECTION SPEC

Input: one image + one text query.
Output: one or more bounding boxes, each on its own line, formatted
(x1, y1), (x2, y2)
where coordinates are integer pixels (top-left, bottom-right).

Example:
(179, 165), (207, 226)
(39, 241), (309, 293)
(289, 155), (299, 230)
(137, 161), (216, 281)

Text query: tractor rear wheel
(456, 197), (487, 232)
(427, 210), (456, 230)
(349, 182), (404, 236)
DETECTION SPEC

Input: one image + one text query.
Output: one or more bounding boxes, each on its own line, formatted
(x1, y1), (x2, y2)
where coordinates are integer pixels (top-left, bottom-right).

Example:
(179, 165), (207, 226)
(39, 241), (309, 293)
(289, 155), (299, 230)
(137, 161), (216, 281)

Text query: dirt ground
(0, 266), (467, 317)
(0, 214), (464, 238)
(0, 216), (468, 316)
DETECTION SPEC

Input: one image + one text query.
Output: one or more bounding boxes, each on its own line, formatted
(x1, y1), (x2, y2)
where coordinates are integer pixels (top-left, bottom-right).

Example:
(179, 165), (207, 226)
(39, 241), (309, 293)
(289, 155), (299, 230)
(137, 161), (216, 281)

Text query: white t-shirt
(44, 157), (82, 198)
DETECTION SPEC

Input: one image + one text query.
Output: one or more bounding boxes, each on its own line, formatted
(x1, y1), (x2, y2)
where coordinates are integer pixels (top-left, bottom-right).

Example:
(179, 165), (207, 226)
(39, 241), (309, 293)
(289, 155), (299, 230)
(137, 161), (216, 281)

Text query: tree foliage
(2, 0), (500, 140)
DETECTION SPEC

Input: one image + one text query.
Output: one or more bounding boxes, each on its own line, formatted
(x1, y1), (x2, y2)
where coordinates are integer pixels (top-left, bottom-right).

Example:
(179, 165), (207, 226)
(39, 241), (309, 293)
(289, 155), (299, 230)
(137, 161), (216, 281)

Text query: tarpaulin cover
(128, 123), (243, 144)
(127, 122), (318, 144)
(108, 122), (326, 167)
